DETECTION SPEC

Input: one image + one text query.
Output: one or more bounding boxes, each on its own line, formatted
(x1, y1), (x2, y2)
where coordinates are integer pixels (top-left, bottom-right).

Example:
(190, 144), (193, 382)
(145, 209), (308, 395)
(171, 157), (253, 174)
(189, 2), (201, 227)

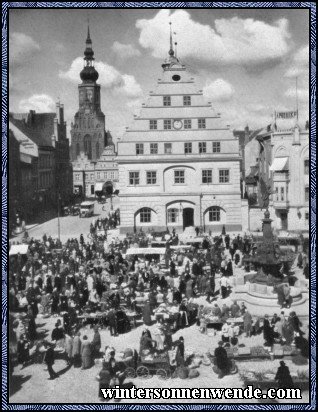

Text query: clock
(173, 119), (183, 130)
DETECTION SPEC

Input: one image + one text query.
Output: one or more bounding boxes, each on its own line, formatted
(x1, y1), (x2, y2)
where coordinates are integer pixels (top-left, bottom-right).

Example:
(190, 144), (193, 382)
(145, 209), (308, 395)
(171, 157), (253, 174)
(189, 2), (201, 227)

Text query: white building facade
(270, 125), (309, 232)
(117, 43), (243, 234)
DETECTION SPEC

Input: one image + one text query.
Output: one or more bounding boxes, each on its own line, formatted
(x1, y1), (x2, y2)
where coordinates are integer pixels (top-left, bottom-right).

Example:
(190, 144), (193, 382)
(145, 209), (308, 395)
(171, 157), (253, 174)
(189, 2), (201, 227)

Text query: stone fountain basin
(246, 282), (302, 303)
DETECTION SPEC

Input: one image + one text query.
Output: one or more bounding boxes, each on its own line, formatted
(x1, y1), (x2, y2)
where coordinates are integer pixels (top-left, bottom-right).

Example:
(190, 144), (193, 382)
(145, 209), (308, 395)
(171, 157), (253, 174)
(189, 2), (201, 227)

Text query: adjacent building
(117, 35), (243, 234)
(70, 26), (117, 197)
(244, 118), (309, 232)
(9, 102), (72, 221)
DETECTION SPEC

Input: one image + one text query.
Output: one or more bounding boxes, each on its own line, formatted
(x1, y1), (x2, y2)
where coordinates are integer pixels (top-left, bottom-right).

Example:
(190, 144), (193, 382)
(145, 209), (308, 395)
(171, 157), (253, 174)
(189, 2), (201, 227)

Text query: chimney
(54, 117), (58, 141)
(51, 134), (56, 148)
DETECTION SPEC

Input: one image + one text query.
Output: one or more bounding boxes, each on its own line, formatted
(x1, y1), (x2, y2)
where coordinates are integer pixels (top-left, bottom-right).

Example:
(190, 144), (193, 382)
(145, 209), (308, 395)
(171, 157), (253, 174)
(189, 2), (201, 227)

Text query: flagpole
(296, 76), (299, 122)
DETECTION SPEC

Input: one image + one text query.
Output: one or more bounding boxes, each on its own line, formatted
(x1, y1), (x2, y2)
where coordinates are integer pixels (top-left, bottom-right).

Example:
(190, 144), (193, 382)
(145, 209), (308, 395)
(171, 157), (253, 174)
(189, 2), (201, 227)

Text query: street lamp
(57, 192), (61, 242)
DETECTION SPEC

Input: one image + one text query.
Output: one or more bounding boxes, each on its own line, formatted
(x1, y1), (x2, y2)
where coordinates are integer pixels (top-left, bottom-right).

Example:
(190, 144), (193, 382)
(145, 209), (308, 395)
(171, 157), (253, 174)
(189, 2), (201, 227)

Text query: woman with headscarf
(81, 335), (93, 369)
(91, 326), (101, 359)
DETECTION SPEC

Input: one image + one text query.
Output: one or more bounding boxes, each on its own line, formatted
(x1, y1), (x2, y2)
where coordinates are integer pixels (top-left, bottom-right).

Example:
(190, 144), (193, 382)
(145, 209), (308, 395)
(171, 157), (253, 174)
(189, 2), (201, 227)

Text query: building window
(91, 185), (94, 195)
(104, 172), (108, 179)
(146, 171), (157, 185)
(184, 119), (192, 129)
(174, 170), (185, 184)
(305, 186), (309, 202)
(184, 142), (192, 154)
(304, 159), (309, 174)
(150, 120), (157, 130)
(198, 118), (206, 129)
(275, 187), (279, 201)
(110, 171), (115, 179)
(219, 169), (230, 183)
(76, 143), (80, 157)
(212, 142), (221, 153)
(305, 211), (309, 224)
(129, 171), (140, 185)
(97, 172), (100, 179)
(163, 96), (171, 106)
(90, 173), (94, 181)
(150, 143), (158, 154)
(202, 169), (212, 184)
(84, 135), (92, 159)
(96, 142), (99, 159)
(183, 95), (191, 106)
(164, 119), (172, 130)
(164, 143), (172, 154)
(140, 208), (151, 223)
(208, 207), (221, 222)
(199, 142), (206, 154)
(136, 143), (144, 155)
(280, 187), (285, 201)
(167, 208), (179, 223)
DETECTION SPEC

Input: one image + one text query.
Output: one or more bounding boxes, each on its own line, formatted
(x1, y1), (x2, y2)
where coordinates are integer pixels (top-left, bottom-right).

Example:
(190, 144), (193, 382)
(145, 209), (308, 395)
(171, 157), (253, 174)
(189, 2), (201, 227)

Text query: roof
(9, 244), (29, 255)
(9, 111), (56, 148)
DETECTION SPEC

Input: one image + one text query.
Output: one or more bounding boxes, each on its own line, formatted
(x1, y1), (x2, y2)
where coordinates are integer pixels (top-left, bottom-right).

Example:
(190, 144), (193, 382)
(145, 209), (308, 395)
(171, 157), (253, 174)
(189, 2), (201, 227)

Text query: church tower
(70, 25), (109, 161)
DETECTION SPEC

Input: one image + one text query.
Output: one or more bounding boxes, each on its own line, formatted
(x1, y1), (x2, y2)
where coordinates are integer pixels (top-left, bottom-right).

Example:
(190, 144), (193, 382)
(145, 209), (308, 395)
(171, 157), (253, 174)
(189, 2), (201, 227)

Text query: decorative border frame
(2, 2), (316, 410)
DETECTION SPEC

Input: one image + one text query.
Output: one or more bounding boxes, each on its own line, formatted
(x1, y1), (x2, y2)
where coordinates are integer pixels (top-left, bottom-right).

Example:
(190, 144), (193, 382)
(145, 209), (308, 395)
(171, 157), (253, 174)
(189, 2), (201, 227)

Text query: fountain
(244, 209), (295, 285)
(233, 210), (306, 309)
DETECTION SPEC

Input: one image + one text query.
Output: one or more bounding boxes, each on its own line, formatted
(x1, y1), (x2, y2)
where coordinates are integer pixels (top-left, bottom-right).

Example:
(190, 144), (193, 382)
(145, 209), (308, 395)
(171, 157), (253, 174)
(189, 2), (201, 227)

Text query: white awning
(270, 157), (289, 172)
(9, 244), (29, 256)
(125, 247), (166, 256)
(95, 182), (104, 192)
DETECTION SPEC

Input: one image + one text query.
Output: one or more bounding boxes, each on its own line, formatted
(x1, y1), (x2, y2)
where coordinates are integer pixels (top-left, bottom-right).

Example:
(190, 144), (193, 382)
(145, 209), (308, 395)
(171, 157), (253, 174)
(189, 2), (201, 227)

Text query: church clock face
(173, 119), (183, 130)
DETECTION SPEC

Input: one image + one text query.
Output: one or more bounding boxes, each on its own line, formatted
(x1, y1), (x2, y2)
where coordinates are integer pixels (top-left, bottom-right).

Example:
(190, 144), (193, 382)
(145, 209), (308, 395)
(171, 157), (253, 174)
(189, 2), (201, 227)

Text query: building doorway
(183, 207), (194, 229)
(280, 212), (288, 231)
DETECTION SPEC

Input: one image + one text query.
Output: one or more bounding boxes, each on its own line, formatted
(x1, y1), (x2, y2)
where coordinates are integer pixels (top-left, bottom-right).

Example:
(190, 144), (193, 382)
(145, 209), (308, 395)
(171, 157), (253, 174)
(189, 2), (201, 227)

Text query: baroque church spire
(80, 22), (99, 82)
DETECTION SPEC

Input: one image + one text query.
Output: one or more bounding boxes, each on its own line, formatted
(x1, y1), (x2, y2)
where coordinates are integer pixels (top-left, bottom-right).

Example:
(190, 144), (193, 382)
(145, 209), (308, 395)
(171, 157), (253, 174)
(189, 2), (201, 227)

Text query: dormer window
(163, 96), (171, 106)
(183, 96), (191, 106)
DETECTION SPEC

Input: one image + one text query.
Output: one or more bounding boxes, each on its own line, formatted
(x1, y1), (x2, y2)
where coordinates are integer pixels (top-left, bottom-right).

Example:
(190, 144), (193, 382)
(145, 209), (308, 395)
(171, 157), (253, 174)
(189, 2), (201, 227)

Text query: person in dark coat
(91, 326), (101, 359)
(44, 342), (58, 380)
(263, 315), (274, 346)
(98, 363), (111, 400)
(214, 341), (230, 378)
(173, 336), (185, 367)
(27, 316), (37, 341)
(108, 309), (118, 336)
(142, 300), (152, 326)
(17, 334), (30, 367)
(275, 361), (294, 388)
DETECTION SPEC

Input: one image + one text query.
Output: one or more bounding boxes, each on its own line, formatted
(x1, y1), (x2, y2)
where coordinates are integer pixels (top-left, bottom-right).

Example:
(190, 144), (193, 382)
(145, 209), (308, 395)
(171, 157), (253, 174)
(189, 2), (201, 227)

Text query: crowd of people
(8, 218), (309, 394)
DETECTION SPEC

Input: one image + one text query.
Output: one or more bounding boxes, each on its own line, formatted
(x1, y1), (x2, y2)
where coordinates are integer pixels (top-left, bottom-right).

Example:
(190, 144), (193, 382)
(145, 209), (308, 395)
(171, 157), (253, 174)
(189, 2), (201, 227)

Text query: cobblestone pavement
(11, 197), (119, 243)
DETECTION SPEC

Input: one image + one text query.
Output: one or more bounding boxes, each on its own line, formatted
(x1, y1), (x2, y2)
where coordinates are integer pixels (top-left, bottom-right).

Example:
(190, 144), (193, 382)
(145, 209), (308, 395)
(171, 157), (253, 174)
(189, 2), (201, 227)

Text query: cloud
(136, 10), (291, 65)
(284, 45), (309, 78)
(111, 41), (141, 59)
(18, 94), (55, 112)
(285, 87), (309, 103)
(59, 57), (142, 97)
(203, 78), (234, 102)
(9, 32), (40, 67)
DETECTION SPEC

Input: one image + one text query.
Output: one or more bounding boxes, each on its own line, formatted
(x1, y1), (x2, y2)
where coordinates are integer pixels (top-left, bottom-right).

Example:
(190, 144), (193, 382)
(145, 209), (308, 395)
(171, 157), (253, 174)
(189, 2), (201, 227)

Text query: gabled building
(117, 32), (243, 234)
(9, 102), (72, 220)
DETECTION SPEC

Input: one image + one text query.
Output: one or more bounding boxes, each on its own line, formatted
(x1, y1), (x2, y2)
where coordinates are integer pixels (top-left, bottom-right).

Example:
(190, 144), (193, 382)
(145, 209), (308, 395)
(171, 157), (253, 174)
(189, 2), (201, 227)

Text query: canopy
(125, 247), (166, 256)
(9, 244), (29, 256)
(95, 182), (104, 192)
(270, 157), (289, 172)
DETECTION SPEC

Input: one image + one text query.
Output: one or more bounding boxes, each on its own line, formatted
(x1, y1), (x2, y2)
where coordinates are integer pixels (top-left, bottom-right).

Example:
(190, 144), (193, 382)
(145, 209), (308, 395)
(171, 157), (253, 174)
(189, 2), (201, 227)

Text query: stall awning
(270, 157), (289, 172)
(9, 244), (29, 256)
(95, 182), (104, 192)
(125, 247), (166, 256)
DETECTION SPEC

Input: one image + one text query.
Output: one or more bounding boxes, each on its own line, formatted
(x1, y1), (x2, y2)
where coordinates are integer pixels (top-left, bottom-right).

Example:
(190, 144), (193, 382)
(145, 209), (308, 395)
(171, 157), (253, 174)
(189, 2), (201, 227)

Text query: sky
(8, 7), (310, 142)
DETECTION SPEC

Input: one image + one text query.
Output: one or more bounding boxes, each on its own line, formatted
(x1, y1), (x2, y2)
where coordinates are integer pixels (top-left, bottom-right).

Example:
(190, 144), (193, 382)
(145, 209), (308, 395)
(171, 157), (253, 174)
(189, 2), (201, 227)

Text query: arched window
(84, 135), (92, 159)
(96, 141), (100, 159)
(206, 206), (226, 222)
(139, 208), (151, 223)
(76, 143), (80, 157)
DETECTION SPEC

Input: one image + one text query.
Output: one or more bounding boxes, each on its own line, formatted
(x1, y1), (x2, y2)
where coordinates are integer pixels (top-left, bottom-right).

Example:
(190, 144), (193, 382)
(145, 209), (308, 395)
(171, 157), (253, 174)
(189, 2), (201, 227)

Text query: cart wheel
(136, 366), (150, 378)
(125, 367), (136, 378)
(156, 368), (169, 380)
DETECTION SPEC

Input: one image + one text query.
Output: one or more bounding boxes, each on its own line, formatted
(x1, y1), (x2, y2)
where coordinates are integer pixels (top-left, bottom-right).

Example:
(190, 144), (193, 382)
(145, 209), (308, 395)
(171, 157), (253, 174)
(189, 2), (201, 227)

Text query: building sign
(275, 111), (298, 119)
